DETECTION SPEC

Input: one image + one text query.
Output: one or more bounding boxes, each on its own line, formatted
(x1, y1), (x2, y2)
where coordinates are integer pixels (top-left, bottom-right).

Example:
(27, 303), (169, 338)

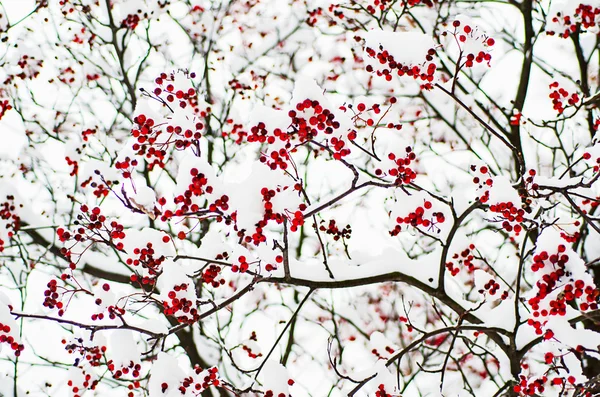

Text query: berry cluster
(319, 219), (352, 241)
(79, 170), (114, 198)
(527, 245), (599, 335)
(510, 109), (523, 126)
(167, 168), (229, 222)
(57, 205), (127, 263)
(549, 81), (580, 114)
(446, 244), (477, 276)
(0, 195), (21, 253)
(513, 374), (550, 396)
(114, 156), (138, 180)
(365, 44), (437, 89)
(161, 366), (220, 395)
(201, 264), (225, 288)
(236, 186), (306, 246)
(121, 13), (141, 30)
(81, 128), (96, 141)
(108, 359), (141, 380)
(289, 99), (345, 148)
(126, 242), (167, 283)
(447, 20), (495, 68)
(365, 0), (393, 14)
(43, 279), (64, 315)
(547, 3), (600, 38)
(62, 338), (106, 396)
(390, 199), (445, 236)
(0, 322), (24, 356)
(241, 343), (262, 359)
(163, 283), (199, 324)
(153, 71), (201, 111)
(4, 54), (43, 83)
(131, 72), (207, 169)
(90, 283), (125, 321)
(375, 147), (418, 186)
(0, 98), (12, 120)
(478, 278), (502, 296)
(131, 113), (165, 170)
(231, 255), (250, 273)
(489, 201), (526, 236)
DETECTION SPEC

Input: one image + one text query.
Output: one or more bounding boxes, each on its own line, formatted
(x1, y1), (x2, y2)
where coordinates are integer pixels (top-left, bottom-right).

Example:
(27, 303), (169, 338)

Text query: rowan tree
(0, 0), (599, 396)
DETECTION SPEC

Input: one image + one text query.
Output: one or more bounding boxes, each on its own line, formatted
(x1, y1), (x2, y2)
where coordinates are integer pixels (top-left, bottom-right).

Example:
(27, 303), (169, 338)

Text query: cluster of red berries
(446, 244), (477, 276)
(580, 195), (600, 214)
(365, 0), (393, 14)
(81, 128), (96, 141)
(108, 359), (141, 379)
(375, 147), (418, 186)
(164, 366), (220, 395)
(80, 170), (114, 198)
(5, 54), (43, 83)
(0, 195), (21, 253)
(319, 219), (352, 241)
(489, 201), (526, 236)
(167, 168), (229, 222)
(43, 279), (64, 314)
(57, 66), (77, 85)
(527, 246), (599, 334)
(58, 205), (127, 255)
(236, 186), (305, 246)
(231, 256), (250, 273)
(549, 81), (580, 114)
(90, 283), (124, 321)
(448, 20), (495, 68)
(513, 374), (550, 396)
(0, 322), (24, 356)
(63, 338), (105, 367)
(121, 13), (140, 30)
(126, 242), (166, 281)
(0, 99), (12, 120)
(260, 146), (292, 171)
(365, 44), (437, 89)
(201, 264), (225, 288)
(290, 99), (343, 140)
(390, 200), (444, 236)
(154, 71), (201, 110)
(131, 113), (166, 170)
(306, 7), (324, 26)
(547, 4), (600, 38)
(163, 282), (199, 324)
(114, 156), (138, 180)
(223, 121), (246, 145)
(479, 278), (502, 296)
(66, 373), (96, 397)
